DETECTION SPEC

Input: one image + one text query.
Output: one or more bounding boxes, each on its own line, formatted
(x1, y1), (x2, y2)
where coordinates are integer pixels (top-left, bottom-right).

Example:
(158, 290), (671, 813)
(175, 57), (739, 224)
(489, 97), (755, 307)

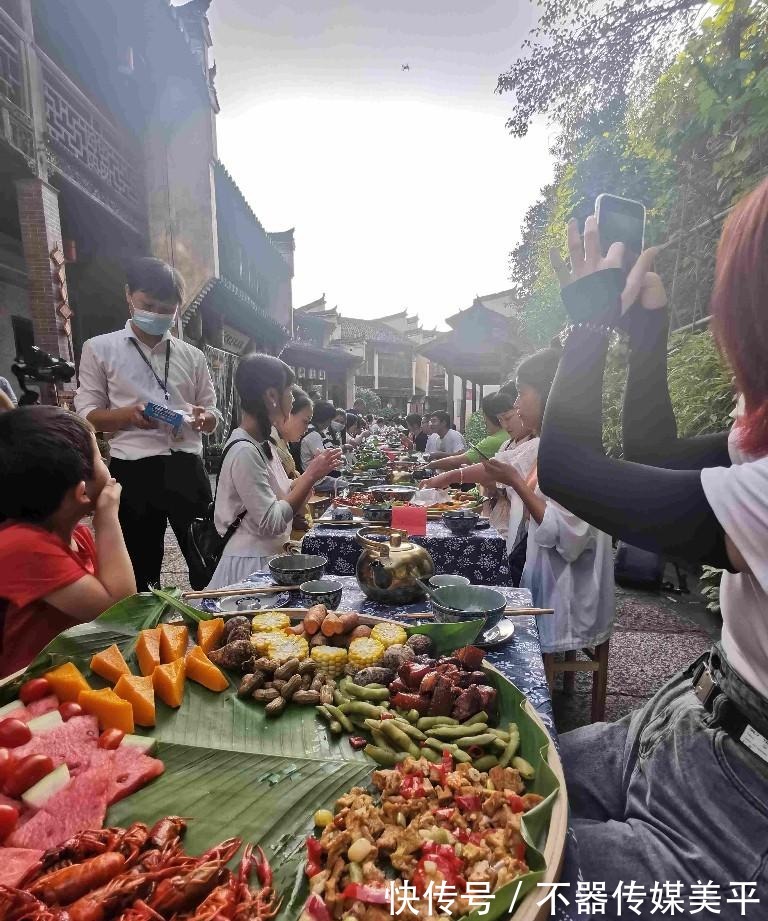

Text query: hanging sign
(221, 324), (251, 355)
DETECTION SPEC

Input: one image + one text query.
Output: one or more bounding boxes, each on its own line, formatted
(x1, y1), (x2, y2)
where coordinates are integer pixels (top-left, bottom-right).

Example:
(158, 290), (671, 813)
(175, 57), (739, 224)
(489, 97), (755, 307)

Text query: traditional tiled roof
(337, 316), (408, 344)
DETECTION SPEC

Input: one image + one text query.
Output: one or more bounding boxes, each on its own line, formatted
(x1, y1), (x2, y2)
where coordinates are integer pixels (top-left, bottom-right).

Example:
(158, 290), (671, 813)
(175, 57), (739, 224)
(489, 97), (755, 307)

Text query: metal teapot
(355, 527), (434, 605)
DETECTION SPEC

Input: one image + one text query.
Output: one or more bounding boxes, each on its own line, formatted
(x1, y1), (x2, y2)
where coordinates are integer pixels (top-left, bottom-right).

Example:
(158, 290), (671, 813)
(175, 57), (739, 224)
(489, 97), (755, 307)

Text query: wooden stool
(543, 639), (610, 723)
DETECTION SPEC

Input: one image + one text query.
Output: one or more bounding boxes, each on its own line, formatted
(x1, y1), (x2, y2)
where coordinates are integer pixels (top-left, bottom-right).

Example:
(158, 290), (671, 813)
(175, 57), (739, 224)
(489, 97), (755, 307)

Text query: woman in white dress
(207, 356), (341, 589)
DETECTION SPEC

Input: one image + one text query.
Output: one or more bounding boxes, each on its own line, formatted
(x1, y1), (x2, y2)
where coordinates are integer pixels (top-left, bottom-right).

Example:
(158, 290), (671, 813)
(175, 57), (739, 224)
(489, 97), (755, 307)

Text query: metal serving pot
(355, 527), (434, 604)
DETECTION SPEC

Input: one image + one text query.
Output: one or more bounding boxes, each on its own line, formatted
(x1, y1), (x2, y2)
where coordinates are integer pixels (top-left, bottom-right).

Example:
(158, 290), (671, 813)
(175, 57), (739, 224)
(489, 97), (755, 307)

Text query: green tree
(353, 387), (382, 412)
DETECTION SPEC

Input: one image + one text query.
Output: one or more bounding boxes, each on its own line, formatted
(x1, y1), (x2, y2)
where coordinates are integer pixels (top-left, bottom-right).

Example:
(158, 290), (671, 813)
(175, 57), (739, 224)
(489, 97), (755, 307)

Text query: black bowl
(368, 484), (417, 503)
(442, 510), (480, 535)
(363, 504), (392, 524)
(299, 579), (343, 610)
(268, 553), (327, 586)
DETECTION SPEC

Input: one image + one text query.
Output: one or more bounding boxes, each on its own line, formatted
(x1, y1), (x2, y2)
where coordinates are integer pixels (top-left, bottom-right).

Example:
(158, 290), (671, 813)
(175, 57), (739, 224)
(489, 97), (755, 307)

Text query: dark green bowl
(429, 585), (506, 631)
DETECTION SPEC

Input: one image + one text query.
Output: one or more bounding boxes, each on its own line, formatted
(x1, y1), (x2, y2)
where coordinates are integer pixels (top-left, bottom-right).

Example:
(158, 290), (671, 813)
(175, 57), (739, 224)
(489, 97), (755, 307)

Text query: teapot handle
(355, 526), (408, 555)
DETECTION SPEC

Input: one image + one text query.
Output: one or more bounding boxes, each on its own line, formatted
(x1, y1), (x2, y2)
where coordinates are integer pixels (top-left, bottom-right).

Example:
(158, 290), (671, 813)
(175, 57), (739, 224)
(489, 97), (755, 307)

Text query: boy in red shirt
(0, 406), (136, 677)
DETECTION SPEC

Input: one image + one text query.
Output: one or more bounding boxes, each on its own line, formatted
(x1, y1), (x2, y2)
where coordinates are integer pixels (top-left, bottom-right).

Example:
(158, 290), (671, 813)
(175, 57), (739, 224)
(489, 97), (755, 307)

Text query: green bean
(367, 684), (387, 690)
(405, 709), (421, 723)
(325, 703), (354, 733)
(345, 681), (390, 702)
(489, 728), (510, 742)
(417, 716), (459, 730)
(492, 738), (508, 752)
(350, 717), (369, 730)
(512, 756), (535, 779)
(391, 718), (426, 741)
(340, 701), (386, 719)
(423, 738), (471, 763)
(348, 862), (363, 884)
(454, 732), (497, 749)
(419, 747), (440, 763)
(333, 690), (351, 707)
(330, 720), (342, 734)
(364, 744), (397, 767)
(464, 710), (489, 725)
(427, 723), (488, 740)
(498, 722), (520, 768)
(316, 705), (332, 723)
(380, 721), (421, 757)
(371, 728), (397, 753)
(473, 754), (499, 771)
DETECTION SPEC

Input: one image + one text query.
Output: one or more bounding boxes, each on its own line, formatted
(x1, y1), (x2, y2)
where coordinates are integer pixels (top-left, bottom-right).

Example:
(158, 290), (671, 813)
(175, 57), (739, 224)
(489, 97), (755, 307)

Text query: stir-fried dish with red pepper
(300, 753), (544, 920)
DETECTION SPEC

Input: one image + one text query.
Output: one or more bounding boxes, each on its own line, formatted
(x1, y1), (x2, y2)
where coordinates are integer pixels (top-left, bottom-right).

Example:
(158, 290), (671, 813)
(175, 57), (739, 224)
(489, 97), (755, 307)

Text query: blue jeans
(561, 666), (768, 919)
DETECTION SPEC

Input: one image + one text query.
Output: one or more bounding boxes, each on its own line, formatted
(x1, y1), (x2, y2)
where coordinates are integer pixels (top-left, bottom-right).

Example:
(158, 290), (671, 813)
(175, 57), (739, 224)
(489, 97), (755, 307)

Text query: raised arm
(622, 305), (730, 469)
(539, 221), (732, 569)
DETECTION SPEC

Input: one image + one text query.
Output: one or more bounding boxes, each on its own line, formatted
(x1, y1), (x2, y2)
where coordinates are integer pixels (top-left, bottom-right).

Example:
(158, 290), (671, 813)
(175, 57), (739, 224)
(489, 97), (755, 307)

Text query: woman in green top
(427, 392), (517, 472)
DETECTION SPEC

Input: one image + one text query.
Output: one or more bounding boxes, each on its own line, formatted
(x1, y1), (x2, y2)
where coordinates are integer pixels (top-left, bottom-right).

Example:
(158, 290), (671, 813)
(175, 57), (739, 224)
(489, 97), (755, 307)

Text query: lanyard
(130, 339), (171, 402)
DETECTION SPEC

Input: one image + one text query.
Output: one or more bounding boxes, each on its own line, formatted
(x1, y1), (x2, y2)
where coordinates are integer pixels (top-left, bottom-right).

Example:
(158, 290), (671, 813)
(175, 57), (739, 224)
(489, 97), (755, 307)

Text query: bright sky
(201, 0), (556, 330)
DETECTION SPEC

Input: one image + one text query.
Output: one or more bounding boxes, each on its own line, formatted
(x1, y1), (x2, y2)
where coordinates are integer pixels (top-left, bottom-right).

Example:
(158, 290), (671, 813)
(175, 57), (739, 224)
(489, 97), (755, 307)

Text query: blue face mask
(131, 306), (175, 337)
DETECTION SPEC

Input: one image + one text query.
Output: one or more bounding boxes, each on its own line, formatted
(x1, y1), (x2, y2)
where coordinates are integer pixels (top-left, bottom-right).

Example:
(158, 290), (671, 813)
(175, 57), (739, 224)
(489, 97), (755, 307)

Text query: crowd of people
(1, 174), (768, 905)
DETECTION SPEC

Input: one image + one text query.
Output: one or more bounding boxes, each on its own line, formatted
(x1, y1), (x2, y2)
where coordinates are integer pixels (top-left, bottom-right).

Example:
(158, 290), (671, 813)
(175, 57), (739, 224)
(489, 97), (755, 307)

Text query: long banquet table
(302, 518), (512, 585)
(240, 573), (581, 920)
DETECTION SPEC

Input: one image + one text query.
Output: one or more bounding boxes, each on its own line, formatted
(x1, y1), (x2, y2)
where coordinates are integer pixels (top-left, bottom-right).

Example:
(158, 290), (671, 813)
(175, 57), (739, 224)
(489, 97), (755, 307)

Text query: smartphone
(595, 194), (646, 264)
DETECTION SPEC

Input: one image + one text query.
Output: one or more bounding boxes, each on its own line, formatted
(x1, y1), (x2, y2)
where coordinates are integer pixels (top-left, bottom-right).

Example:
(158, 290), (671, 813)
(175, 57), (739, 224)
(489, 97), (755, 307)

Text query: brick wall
(16, 178), (72, 370)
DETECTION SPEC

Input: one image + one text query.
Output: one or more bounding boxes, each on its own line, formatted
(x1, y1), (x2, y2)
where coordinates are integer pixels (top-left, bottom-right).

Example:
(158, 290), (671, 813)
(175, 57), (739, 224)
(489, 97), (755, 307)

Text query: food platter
(0, 593), (565, 921)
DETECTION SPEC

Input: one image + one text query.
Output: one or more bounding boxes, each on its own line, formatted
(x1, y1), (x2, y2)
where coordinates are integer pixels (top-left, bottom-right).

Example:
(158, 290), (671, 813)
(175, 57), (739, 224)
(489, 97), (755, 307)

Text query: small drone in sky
(402, 63), (410, 71)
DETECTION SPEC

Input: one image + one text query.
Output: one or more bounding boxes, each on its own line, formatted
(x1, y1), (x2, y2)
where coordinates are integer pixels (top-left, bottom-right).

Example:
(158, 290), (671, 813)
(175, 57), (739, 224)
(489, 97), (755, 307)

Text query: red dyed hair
(711, 177), (768, 457)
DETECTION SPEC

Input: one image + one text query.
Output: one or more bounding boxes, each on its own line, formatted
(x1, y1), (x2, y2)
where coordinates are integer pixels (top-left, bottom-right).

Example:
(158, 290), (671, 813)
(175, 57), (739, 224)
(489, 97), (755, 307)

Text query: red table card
(391, 504), (427, 536)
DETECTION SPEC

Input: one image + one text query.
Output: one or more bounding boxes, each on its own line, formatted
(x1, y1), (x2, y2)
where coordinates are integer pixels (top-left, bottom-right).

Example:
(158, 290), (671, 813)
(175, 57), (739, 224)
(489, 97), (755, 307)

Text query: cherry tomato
(4, 754), (54, 798)
(19, 678), (51, 704)
(0, 748), (12, 783)
(59, 702), (84, 722)
(97, 729), (125, 750)
(0, 803), (19, 843)
(0, 718), (31, 749)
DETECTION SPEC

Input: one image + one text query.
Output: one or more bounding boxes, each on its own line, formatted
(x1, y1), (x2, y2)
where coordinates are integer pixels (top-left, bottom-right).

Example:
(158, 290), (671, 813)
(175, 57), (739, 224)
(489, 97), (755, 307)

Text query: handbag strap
(215, 437), (265, 538)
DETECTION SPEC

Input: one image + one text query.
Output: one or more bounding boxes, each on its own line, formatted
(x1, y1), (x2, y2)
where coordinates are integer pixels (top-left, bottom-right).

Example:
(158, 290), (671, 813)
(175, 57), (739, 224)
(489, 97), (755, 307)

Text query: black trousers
(110, 453), (212, 592)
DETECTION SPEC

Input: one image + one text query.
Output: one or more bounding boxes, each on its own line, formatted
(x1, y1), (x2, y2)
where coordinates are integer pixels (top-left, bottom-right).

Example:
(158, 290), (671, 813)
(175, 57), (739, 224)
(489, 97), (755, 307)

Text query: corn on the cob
(370, 622), (407, 649)
(251, 612), (291, 633)
(347, 637), (385, 670)
(250, 632), (275, 655)
(265, 634), (309, 663)
(311, 645), (348, 679)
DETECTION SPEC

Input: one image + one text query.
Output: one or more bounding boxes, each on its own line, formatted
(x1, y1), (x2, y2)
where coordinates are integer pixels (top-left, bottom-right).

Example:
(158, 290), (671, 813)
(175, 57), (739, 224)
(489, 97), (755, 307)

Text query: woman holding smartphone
(537, 183), (768, 902)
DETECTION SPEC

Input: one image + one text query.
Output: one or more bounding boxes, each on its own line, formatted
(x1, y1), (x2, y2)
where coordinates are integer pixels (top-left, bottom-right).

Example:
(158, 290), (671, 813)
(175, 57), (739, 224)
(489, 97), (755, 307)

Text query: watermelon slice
(107, 745), (164, 805)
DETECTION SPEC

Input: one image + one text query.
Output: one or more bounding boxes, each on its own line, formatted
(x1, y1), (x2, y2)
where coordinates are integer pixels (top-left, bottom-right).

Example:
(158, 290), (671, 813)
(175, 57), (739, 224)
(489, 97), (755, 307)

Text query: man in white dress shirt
(75, 258), (220, 590)
(425, 410), (466, 460)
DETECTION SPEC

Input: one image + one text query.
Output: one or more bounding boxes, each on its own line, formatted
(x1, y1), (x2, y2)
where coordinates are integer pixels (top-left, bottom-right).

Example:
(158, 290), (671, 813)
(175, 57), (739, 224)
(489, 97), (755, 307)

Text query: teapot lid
(356, 526), (418, 555)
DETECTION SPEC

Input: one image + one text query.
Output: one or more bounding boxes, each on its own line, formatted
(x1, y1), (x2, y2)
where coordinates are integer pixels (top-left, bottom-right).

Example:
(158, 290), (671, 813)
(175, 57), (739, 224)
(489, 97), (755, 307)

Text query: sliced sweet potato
(114, 674), (156, 727)
(185, 646), (229, 693)
(135, 628), (161, 677)
(78, 688), (134, 733)
(152, 659), (186, 708)
(197, 617), (225, 655)
(90, 645), (131, 684)
(159, 624), (189, 663)
(45, 662), (91, 702)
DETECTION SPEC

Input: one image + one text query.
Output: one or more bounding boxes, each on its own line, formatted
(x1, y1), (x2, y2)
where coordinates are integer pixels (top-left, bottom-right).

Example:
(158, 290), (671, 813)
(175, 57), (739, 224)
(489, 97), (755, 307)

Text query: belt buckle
(693, 667), (720, 710)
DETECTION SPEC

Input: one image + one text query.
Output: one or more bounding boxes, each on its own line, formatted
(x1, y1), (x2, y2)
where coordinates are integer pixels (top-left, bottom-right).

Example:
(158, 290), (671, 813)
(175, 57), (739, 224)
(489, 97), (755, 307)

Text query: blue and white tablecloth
(302, 519), (511, 585)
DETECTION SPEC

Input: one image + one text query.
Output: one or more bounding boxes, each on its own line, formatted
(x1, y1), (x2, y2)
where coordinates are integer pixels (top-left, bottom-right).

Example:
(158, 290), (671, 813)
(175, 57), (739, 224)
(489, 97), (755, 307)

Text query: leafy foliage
(353, 387), (382, 411)
(465, 411), (489, 446)
(600, 329), (733, 457)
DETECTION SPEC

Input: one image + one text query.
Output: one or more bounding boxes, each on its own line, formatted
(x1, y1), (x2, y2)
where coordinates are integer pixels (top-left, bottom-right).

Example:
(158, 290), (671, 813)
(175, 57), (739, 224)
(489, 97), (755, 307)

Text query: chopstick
(183, 585), (301, 599)
(401, 608), (554, 619)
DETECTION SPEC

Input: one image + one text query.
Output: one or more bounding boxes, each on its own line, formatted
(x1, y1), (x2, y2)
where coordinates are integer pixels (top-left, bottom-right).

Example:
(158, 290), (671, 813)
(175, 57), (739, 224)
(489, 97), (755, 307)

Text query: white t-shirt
(427, 429), (466, 456)
(701, 427), (768, 697)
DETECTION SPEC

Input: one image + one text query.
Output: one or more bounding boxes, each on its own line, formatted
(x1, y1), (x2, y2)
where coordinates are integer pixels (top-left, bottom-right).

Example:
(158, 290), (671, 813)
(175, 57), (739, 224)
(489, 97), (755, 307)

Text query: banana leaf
(1, 594), (560, 920)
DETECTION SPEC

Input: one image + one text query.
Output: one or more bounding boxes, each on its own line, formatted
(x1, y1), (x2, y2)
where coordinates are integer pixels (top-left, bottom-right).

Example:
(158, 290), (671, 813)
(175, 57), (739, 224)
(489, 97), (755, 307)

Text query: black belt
(691, 647), (768, 767)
